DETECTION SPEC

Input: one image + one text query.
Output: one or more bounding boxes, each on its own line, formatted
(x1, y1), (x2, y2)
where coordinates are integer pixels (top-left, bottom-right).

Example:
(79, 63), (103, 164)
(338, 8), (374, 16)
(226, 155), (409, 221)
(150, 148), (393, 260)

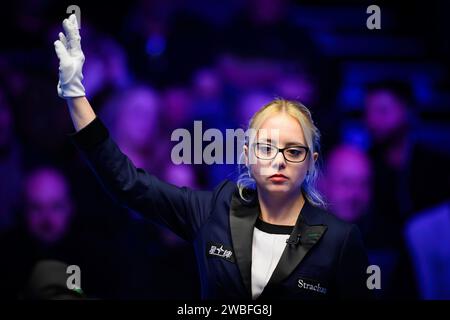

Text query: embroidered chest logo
(206, 242), (235, 263)
(297, 278), (328, 295)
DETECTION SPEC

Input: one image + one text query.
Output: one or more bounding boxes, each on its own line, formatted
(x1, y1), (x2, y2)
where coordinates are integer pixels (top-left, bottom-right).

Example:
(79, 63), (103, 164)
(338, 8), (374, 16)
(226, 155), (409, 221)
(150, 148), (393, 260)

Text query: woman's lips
(268, 174), (288, 182)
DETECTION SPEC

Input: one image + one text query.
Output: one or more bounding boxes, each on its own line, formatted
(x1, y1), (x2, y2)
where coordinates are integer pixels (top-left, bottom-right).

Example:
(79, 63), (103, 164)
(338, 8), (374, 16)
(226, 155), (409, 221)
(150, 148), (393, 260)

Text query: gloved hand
(54, 14), (86, 98)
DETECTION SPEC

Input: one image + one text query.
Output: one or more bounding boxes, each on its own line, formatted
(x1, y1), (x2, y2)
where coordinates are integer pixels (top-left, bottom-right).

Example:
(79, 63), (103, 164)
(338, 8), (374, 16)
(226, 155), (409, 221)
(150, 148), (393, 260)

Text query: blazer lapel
(229, 190), (259, 298)
(264, 200), (328, 288)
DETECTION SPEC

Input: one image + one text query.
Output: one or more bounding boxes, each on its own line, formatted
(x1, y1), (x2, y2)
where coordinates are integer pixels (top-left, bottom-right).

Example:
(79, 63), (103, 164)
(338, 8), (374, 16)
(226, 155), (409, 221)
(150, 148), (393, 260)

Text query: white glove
(54, 14), (86, 98)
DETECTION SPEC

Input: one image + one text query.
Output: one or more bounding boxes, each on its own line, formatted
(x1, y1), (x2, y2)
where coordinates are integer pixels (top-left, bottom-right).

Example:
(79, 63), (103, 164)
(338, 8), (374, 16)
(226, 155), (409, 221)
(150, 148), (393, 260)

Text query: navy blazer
(71, 117), (371, 300)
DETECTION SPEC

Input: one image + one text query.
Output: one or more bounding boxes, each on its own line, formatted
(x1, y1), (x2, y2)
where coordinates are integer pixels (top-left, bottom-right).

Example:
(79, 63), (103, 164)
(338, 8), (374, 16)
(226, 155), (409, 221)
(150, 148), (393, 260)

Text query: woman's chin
(265, 182), (291, 193)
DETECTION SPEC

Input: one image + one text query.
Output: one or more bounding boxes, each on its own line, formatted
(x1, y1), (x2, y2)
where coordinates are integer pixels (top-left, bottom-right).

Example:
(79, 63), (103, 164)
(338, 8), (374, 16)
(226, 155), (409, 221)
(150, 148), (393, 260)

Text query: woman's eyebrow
(259, 138), (306, 147)
(285, 142), (306, 147)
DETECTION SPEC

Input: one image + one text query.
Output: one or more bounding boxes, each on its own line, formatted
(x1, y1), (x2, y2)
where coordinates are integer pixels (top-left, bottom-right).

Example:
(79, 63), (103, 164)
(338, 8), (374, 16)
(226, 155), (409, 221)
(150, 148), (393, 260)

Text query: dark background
(0, 0), (449, 299)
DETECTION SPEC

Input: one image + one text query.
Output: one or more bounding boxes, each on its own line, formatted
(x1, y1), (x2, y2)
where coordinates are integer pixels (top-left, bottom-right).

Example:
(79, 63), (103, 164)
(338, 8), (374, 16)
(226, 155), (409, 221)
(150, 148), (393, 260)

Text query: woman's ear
(313, 152), (319, 162)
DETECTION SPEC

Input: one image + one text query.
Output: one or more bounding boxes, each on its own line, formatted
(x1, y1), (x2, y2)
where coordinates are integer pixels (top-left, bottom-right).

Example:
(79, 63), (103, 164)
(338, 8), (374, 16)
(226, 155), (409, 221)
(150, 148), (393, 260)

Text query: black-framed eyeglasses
(253, 142), (309, 163)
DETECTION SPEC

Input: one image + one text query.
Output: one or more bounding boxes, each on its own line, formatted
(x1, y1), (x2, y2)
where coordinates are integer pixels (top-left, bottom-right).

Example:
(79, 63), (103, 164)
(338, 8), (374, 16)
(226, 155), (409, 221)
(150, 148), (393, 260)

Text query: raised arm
(53, 14), (220, 241)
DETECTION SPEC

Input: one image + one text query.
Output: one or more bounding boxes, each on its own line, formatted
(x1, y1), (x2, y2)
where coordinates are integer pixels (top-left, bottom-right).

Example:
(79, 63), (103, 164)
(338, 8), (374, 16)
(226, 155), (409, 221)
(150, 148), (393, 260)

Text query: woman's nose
(272, 151), (287, 169)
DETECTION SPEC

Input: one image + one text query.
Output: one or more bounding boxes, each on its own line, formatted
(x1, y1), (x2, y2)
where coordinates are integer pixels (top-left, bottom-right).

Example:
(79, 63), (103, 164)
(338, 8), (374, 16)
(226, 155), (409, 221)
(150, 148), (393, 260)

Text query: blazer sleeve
(70, 116), (219, 242)
(335, 224), (373, 299)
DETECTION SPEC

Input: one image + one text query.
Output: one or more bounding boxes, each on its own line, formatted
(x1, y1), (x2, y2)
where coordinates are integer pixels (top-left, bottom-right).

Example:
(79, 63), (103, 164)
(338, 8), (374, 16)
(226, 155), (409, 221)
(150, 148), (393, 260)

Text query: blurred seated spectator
(191, 67), (228, 130)
(404, 200), (450, 299)
(100, 85), (167, 175)
(0, 166), (147, 299)
(24, 167), (74, 245)
(0, 167), (80, 298)
(320, 145), (372, 227)
(320, 144), (417, 298)
(364, 80), (450, 249)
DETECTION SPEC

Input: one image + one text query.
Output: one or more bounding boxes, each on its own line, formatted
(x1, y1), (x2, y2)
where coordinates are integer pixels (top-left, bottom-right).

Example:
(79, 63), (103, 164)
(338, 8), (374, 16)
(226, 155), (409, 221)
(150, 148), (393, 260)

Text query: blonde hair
(237, 98), (326, 208)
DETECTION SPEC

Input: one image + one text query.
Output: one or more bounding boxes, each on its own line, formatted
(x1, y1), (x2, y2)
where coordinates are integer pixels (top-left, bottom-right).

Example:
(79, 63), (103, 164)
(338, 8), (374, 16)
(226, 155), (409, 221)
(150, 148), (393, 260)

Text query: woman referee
(54, 14), (371, 300)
